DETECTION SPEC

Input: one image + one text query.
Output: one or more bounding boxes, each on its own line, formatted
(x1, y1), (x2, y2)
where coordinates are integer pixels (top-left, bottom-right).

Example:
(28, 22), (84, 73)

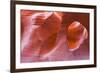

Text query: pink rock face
(21, 10), (89, 63)
(21, 10), (63, 62)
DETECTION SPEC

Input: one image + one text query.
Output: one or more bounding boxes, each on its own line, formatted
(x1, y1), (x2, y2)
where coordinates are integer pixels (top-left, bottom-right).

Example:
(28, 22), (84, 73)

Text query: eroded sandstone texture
(21, 10), (89, 63)
(66, 21), (88, 51)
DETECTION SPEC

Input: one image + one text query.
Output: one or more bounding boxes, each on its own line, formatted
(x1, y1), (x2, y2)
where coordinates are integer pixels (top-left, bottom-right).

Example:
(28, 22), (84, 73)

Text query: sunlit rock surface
(66, 21), (88, 51)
